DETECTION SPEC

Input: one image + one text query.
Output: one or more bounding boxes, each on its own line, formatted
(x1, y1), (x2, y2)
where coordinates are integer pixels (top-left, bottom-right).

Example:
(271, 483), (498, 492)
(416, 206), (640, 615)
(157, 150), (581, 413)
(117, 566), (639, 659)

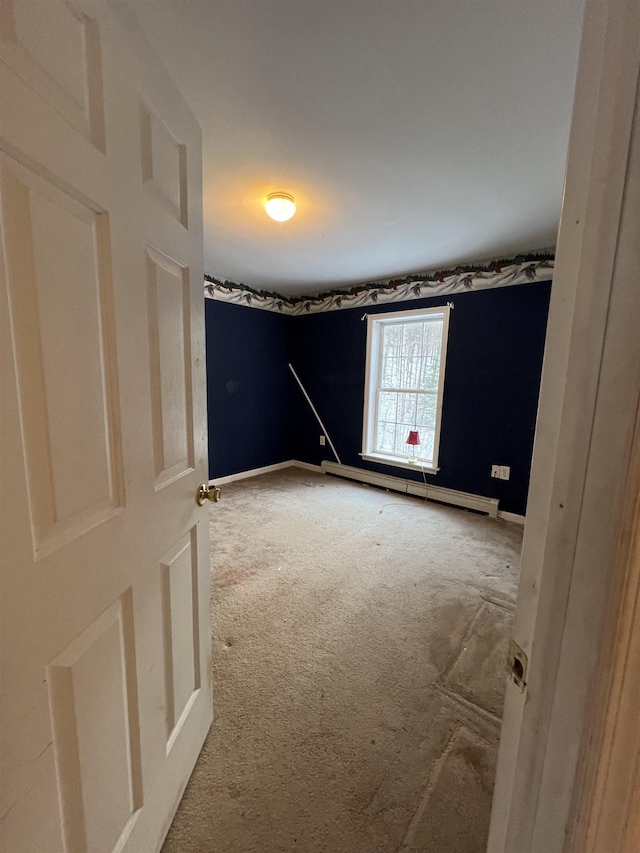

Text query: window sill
(359, 453), (439, 475)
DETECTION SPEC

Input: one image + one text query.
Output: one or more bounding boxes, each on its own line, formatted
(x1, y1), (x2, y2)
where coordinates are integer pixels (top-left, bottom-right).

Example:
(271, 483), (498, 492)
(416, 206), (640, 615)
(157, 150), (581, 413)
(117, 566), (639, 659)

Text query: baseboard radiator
(321, 461), (499, 519)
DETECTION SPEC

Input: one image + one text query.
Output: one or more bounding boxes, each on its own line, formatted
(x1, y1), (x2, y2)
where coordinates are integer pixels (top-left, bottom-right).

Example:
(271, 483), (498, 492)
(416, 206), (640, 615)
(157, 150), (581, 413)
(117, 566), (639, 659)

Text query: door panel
(1, 0), (106, 149)
(0, 3), (211, 852)
(1, 155), (124, 556)
(160, 528), (201, 751)
(140, 103), (188, 227)
(146, 246), (194, 489)
(47, 592), (143, 853)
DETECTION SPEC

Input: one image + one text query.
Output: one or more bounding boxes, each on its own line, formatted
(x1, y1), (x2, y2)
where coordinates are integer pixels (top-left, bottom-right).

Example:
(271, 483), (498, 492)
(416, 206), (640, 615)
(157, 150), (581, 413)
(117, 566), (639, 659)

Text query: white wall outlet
(500, 465), (511, 480)
(491, 464), (501, 478)
(319, 435), (326, 446)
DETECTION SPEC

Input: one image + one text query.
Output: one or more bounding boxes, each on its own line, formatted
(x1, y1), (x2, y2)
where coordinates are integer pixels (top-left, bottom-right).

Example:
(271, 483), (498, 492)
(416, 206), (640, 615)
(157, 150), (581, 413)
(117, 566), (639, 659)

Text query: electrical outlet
(491, 464), (501, 478)
(319, 435), (326, 446)
(500, 465), (510, 480)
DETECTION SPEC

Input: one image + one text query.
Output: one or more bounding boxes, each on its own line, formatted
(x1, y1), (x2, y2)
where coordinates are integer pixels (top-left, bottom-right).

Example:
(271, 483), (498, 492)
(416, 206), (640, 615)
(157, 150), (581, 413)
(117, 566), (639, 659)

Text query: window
(361, 306), (450, 473)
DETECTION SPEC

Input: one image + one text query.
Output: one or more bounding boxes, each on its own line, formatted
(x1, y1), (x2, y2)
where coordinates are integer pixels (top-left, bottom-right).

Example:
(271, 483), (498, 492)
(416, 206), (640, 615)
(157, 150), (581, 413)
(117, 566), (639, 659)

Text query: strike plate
(506, 638), (528, 692)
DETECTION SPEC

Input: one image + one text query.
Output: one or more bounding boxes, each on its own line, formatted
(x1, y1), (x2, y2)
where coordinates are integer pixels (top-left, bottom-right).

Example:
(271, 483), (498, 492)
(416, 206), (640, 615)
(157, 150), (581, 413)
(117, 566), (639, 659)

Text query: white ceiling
(128, 0), (584, 296)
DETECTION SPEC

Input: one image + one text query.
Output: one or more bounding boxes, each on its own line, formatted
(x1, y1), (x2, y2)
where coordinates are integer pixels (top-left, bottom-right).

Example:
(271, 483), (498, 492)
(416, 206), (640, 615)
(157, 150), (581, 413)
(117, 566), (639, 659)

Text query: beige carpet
(162, 469), (522, 853)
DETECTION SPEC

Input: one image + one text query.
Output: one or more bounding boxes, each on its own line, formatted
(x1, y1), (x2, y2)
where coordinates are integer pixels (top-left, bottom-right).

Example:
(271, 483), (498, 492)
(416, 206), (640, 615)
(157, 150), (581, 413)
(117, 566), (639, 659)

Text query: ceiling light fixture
(265, 192), (296, 222)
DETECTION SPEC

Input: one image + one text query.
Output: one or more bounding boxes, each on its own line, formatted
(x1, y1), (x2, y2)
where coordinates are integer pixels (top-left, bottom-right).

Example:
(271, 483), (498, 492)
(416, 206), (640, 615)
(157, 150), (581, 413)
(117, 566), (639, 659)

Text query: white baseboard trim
(210, 460), (295, 485)
(210, 459), (324, 486)
(321, 460), (500, 519)
(497, 510), (526, 525)
(291, 460), (324, 473)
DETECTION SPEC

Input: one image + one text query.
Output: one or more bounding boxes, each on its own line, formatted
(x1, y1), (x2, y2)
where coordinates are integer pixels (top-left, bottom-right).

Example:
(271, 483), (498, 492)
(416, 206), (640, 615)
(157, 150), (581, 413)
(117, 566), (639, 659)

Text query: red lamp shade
(406, 430), (421, 446)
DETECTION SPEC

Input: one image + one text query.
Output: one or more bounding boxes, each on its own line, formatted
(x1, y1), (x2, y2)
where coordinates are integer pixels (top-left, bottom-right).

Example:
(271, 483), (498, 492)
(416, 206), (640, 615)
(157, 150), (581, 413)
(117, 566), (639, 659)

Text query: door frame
(487, 1), (640, 851)
(571, 387), (640, 851)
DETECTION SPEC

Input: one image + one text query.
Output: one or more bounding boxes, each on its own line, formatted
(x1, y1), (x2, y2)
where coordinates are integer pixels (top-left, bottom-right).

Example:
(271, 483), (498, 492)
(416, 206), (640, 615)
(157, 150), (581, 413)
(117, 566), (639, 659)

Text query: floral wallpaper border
(204, 252), (554, 316)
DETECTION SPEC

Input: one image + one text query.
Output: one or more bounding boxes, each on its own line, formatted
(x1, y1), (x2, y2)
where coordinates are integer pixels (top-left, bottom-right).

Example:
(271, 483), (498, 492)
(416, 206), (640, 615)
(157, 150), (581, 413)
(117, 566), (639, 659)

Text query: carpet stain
(426, 599), (479, 677)
(460, 743), (492, 793)
(401, 727), (496, 853)
(446, 603), (514, 717)
(162, 469), (522, 853)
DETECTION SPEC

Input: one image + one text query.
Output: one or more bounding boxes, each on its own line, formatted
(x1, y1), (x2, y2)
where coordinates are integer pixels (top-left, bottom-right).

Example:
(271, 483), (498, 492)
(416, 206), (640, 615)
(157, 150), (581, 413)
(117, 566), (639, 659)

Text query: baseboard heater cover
(321, 461), (499, 518)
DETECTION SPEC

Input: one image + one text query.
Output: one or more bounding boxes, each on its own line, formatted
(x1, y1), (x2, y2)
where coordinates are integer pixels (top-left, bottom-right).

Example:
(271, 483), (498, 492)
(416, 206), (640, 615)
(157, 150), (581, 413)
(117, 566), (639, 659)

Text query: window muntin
(363, 307), (449, 471)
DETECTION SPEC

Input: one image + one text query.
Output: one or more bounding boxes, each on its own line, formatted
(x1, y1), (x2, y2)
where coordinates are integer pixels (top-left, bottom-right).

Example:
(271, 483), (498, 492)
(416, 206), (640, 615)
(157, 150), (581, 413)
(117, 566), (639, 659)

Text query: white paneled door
(0, 2), (212, 851)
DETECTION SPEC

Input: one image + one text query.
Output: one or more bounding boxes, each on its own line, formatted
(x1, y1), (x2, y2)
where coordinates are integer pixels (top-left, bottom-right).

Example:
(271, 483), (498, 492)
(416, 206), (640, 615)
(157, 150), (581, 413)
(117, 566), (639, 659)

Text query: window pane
(405, 323), (423, 388)
(382, 324), (403, 358)
(403, 323), (423, 359)
(416, 393), (438, 428)
(419, 321), (443, 390)
(398, 358), (414, 389)
(381, 357), (401, 388)
(416, 428), (435, 462)
(376, 421), (395, 453)
(419, 355), (440, 391)
(395, 423), (416, 456)
(404, 350), (421, 388)
(378, 391), (397, 423)
(397, 392), (417, 424)
(423, 319), (443, 355)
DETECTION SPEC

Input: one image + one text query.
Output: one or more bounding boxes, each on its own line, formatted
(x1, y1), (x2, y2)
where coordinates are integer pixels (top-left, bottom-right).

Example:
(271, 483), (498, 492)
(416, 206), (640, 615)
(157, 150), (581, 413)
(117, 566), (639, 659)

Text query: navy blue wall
(290, 281), (551, 515)
(205, 299), (295, 479)
(206, 281), (551, 514)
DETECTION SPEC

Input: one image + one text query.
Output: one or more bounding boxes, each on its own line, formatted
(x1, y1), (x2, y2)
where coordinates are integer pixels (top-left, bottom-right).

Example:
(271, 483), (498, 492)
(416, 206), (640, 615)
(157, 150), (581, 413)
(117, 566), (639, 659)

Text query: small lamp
(406, 429), (421, 463)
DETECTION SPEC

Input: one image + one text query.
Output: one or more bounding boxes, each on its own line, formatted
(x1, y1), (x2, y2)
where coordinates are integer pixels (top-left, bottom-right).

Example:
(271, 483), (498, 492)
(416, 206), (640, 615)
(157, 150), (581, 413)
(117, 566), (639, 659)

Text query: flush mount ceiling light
(265, 192), (296, 222)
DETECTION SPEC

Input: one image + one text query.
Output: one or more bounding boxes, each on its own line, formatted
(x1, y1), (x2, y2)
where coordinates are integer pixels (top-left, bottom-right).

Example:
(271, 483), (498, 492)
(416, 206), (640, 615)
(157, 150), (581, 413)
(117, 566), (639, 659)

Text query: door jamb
(487, 1), (640, 851)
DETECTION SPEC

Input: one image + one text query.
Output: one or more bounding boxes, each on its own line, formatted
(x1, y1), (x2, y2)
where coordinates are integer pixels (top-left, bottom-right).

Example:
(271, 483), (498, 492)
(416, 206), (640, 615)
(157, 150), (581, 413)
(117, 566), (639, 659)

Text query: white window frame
(361, 305), (451, 474)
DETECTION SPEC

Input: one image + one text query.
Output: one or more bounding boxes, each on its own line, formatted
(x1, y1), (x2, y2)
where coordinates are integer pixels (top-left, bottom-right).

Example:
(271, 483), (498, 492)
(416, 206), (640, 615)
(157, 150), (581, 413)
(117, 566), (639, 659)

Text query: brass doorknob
(197, 483), (221, 506)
